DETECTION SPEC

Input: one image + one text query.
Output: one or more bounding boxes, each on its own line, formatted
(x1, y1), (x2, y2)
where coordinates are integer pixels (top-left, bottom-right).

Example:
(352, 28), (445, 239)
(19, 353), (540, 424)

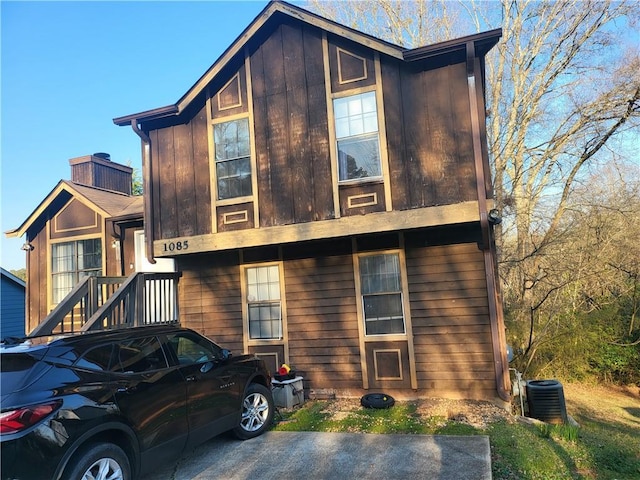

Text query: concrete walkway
(140, 431), (492, 480)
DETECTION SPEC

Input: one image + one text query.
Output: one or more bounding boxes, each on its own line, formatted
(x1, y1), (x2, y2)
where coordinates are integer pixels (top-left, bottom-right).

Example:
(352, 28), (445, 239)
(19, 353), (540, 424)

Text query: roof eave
(5, 181), (114, 239)
(113, 0), (406, 126)
(113, 104), (179, 127)
(403, 28), (502, 62)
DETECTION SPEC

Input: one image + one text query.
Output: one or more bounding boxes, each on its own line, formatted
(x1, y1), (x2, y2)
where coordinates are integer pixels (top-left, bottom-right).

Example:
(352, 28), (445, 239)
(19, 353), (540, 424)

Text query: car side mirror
(221, 349), (232, 360)
(200, 362), (214, 374)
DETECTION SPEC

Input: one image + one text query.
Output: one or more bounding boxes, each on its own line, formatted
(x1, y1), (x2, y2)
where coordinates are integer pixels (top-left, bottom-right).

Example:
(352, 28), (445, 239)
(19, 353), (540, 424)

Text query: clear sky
(1, 0), (273, 271)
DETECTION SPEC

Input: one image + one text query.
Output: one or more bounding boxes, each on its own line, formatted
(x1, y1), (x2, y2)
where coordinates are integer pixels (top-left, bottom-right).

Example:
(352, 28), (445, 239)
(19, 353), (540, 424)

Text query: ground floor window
(244, 264), (282, 340)
(358, 252), (405, 335)
(51, 238), (101, 303)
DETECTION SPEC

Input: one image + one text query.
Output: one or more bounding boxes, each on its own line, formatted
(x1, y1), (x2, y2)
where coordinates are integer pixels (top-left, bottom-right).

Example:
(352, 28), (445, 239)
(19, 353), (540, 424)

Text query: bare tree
(307, 0), (640, 374)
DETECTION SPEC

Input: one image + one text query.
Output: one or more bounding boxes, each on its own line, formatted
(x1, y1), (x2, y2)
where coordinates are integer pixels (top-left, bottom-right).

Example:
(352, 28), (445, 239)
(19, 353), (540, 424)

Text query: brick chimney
(69, 153), (133, 195)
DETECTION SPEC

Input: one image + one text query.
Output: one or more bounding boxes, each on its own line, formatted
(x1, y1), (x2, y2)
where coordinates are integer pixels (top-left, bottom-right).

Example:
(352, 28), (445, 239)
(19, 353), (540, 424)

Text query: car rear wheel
(63, 443), (131, 480)
(233, 383), (274, 440)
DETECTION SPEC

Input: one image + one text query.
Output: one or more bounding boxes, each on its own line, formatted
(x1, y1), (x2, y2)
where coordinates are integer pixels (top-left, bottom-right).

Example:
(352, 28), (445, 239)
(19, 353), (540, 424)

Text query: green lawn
(271, 384), (640, 479)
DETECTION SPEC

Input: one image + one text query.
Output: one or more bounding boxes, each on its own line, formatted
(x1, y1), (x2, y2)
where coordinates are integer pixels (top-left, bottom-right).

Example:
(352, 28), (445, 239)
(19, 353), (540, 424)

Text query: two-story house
(114, 1), (510, 402)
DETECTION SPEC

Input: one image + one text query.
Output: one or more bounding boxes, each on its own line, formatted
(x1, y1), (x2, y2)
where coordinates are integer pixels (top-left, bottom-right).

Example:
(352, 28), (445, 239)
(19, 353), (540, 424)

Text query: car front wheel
(233, 383), (274, 440)
(63, 442), (131, 480)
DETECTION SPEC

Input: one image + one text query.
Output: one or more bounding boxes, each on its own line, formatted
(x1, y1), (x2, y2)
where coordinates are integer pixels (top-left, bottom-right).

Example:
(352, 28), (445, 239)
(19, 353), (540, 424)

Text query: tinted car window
(167, 332), (221, 365)
(0, 353), (43, 393)
(74, 344), (114, 371)
(112, 337), (168, 373)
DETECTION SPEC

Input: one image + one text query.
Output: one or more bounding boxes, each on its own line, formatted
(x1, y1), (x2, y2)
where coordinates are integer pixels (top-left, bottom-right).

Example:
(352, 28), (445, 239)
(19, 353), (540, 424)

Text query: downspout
(466, 41), (510, 402)
(130, 120), (156, 265)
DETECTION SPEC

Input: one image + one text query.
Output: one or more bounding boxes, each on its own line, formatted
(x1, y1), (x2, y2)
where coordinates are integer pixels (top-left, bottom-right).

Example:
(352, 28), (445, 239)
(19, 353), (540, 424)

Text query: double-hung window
(245, 265), (282, 340)
(214, 118), (252, 200)
(334, 91), (381, 182)
(51, 238), (102, 303)
(359, 253), (405, 335)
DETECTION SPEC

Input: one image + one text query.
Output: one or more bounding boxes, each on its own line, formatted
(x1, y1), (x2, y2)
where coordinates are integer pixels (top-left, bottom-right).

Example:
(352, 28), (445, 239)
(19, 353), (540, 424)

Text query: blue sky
(1, 0), (275, 271)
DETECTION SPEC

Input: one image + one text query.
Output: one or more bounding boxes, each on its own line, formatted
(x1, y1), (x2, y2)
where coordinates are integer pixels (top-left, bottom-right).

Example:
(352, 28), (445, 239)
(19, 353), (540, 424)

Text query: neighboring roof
(114, 0), (500, 126)
(5, 181), (142, 238)
(0, 267), (26, 288)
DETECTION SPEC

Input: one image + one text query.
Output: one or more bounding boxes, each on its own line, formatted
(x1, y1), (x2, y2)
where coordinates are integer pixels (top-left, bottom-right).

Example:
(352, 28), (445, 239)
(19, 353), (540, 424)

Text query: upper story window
(51, 238), (101, 304)
(334, 91), (381, 182)
(358, 253), (405, 335)
(244, 264), (282, 340)
(214, 118), (252, 200)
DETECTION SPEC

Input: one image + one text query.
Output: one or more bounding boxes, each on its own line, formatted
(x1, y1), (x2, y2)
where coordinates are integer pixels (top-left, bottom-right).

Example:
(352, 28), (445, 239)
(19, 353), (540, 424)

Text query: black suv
(0, 325), (274, 480)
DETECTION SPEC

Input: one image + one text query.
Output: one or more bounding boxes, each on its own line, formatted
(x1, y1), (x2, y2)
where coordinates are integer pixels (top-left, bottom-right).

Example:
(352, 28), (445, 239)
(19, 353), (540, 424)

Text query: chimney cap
(93, 152), (111, 161)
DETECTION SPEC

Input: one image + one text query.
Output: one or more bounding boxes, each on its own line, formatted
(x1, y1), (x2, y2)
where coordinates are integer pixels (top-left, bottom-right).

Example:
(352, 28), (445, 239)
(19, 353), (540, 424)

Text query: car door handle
(186, 375), (197, 382)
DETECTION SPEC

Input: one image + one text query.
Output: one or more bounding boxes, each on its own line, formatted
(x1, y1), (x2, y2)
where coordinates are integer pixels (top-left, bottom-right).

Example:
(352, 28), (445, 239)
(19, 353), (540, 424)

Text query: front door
(134, 230), (177, 323)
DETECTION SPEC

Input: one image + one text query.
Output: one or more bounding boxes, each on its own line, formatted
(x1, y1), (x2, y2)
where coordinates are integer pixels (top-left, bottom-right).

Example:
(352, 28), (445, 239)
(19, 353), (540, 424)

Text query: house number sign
(162, 240), (189, 252)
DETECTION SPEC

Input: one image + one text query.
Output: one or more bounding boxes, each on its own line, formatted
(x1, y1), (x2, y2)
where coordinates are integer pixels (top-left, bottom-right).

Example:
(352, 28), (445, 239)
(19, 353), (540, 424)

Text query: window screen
(359, 253), (405, 335)
(334, 91), (381, 181)
(246, 265), (282, 340)
(214, 118), (252, 200)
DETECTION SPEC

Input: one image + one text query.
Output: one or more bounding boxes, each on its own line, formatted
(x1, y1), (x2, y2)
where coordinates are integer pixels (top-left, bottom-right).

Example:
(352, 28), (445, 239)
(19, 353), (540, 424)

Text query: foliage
(9, 268), (26, 281)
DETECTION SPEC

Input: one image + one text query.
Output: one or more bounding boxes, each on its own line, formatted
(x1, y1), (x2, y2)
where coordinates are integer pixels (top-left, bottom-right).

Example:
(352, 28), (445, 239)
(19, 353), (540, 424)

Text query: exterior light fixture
(487, 209), (502, 225)
(21, 243), (34, 251)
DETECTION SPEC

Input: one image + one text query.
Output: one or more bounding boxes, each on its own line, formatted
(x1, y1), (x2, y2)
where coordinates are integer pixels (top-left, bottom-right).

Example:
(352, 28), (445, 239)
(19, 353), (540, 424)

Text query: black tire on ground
(361, 393), (395, 409)
(233, 383), (274, 440)
(63, 442), (131, 480)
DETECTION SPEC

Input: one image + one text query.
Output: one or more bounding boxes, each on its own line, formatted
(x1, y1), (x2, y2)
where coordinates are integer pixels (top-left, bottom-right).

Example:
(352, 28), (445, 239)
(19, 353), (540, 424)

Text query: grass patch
(270, 384), (640, 480)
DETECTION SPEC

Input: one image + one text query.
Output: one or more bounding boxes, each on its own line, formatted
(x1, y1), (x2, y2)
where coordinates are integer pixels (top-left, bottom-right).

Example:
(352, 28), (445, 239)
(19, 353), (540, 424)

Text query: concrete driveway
(140, 431), (492, 480)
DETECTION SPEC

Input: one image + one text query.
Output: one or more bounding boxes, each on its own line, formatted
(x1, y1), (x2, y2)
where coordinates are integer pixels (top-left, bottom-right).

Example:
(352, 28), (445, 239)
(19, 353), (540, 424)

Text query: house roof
(113, 0), (501, 126)
(0, 267), (26, 289)
(5, 181), (142, 238)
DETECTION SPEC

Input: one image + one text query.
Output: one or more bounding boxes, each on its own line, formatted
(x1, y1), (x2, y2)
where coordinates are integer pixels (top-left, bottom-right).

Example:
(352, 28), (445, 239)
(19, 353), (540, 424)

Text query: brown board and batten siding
(382, 58), (477, 210)
(145, 21), (484, 241)
(251, 21), (333, 227)
(149, 107), (212, 242)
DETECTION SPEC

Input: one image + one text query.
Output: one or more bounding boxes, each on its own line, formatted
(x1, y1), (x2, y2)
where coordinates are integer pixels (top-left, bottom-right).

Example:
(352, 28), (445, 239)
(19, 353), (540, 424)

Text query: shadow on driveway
(140, 431), (491, 480)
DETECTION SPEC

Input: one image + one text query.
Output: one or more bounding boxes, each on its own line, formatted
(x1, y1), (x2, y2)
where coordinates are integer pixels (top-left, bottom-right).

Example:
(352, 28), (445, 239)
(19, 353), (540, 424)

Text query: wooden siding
(284, 248), (361, 391)
(327, 35), (376, 93)
(144, 17), (488, 247)
(50, 199), (101, 239)
(174, 229), (499, 399)
(70, 157), (132, 195)
(339, 182), (385, 217)
(382, 60), (477, 210)
(150, 105), (212, 241)
(406, 240), (497, 397)
(178, 252), (244, 354)
(1, 275), (25, 338)
(251, 21), (333, 227)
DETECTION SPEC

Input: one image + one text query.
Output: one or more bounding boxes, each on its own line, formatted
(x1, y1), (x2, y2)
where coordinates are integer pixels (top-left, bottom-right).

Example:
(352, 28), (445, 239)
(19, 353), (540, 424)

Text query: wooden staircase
(30, 272), (181, 336)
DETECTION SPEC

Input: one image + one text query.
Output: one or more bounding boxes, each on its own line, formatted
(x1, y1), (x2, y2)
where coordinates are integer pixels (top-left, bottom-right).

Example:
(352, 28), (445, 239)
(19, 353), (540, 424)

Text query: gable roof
(5, 181), (142, 238)
(113, 0), (500, 126)
(0, 267), (26, 289)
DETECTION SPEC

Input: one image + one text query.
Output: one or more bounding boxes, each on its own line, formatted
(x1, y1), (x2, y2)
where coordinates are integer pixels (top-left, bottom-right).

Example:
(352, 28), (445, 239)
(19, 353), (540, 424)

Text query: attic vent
(93, 152), (111, 161)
